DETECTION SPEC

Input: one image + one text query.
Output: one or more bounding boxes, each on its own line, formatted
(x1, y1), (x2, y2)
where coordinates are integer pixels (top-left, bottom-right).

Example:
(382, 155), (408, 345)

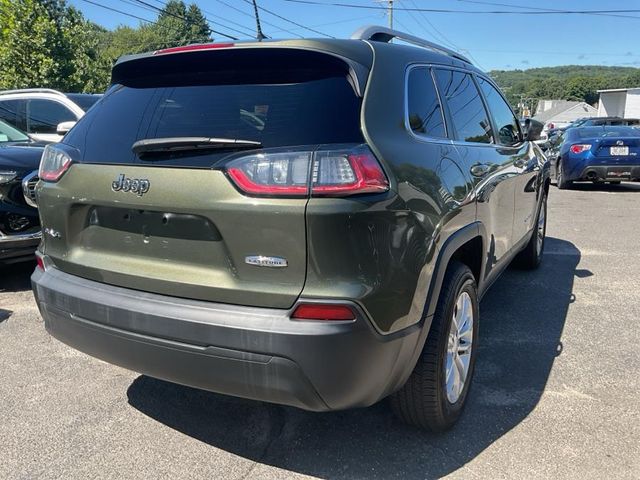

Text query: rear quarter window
(406, 66), (446, 138)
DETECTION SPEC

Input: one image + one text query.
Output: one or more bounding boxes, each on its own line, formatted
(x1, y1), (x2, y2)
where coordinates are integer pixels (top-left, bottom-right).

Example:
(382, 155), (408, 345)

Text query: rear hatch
(36, 46), (369, 308)
(583, 126), (640, 162)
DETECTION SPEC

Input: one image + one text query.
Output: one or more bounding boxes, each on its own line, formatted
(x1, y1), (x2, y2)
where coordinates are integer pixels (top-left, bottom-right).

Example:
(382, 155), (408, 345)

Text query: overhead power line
(131, 0), (237, 39)
(141, 0), (255, 38)
(453, 0), (640, 20)
(212, 0), (303, 38)
(280, 0), (640, 17)
(79, 0), (155, 24)
(243, 0), (335, 37)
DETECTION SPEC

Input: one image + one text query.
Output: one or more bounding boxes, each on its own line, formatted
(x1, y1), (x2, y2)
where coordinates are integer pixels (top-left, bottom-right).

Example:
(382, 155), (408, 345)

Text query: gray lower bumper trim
(32, 267), (422, 411)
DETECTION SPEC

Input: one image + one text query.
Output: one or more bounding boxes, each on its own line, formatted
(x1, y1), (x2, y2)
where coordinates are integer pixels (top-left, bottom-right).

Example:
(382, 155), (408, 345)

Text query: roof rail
(0, 88), (65, 96)
(351, 25), (471, 64)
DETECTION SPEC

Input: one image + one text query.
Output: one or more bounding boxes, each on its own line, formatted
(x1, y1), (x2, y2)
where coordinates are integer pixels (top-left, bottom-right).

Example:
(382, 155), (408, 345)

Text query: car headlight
(0, 171), (17, 184)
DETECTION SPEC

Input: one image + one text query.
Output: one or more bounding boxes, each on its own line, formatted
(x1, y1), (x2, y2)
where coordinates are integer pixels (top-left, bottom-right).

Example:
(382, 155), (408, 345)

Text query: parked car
(0, 89), (101, 142)
(550, 125), (640, 188)
(31, 26), (550, 431)
(569, 116), (640, 129)
(0, 120), (43, 264)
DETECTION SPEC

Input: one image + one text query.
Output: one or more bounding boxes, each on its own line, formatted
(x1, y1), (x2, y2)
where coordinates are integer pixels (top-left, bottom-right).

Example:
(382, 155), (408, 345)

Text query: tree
(0, 0), (212, 93)
(0, 0), (110, 91)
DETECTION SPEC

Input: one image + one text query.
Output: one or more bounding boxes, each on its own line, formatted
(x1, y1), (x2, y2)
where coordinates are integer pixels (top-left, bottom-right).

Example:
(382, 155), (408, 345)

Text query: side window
(434, 69), (492, 144)
(406, 67), (446, 138)
(477, 77), (521, 146)
(0, 99), (24, 131)
(26, 99), (76, 134)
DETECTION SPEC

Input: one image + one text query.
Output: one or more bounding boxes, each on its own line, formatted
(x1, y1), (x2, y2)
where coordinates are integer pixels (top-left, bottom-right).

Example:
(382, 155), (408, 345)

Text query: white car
(0, 89), (101, 143)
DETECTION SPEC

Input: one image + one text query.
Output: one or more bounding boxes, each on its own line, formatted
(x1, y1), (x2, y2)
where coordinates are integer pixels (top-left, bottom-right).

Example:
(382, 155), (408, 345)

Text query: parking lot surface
(1, 183), (639, 480)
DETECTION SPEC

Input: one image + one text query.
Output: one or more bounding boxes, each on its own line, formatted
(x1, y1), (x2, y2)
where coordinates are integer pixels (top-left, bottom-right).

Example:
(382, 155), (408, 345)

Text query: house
(533, 100), (598, 131)
(597, 88), (640, 118)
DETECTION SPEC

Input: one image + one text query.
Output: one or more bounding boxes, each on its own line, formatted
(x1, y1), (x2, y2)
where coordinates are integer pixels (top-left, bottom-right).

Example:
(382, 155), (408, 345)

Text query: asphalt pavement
(1, 182), (638, 479)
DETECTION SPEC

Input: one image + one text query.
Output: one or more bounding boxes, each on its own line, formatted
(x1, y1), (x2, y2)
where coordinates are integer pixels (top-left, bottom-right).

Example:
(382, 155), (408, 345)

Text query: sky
(68, 0), (640, 71)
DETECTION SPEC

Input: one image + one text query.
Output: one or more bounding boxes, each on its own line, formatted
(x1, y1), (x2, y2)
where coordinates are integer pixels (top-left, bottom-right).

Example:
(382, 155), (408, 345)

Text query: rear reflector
(570, 144), (591, 154)
(225, 145), (389, 197)
(154, 43), (234, 55)
(291, 304), (356, 321)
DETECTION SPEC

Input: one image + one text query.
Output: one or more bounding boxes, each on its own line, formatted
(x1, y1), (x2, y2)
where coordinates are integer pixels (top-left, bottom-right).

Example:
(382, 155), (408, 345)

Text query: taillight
(39, 145), (73, 182)
(291, 304), (356, 321)
(225, 145), (389, 197)
(570, 144), (591, 154)
(35, 252), (45, 271)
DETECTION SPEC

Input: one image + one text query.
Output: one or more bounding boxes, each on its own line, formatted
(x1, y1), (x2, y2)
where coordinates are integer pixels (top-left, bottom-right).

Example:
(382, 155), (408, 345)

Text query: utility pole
(251, 0), (265, 42)
(387, 0), (393, 29)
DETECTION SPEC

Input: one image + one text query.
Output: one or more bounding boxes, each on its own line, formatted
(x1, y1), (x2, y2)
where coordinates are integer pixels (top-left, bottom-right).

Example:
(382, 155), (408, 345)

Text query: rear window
(576, 126), (640, 138)
(64, 49), (364, 167)
(66, 94), (102, 111)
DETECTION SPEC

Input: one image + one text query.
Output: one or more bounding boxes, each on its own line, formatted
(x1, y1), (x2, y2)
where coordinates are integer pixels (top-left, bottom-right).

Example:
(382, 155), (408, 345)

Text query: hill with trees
(490, 66), (640, 113)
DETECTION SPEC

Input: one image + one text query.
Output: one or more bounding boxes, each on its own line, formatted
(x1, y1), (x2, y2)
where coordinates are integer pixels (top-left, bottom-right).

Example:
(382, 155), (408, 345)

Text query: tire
(556, 161), (572, 190)
(515, 192), (547, 270)
(390, 262), (479, 431)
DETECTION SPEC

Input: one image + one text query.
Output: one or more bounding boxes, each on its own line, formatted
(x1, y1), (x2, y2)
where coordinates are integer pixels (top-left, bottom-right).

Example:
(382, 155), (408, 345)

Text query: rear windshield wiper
(132, 137), (262, 156)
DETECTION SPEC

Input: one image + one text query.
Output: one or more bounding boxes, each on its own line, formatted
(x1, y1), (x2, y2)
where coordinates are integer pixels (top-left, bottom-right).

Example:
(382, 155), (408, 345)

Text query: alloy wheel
(445, 291), (474, 404)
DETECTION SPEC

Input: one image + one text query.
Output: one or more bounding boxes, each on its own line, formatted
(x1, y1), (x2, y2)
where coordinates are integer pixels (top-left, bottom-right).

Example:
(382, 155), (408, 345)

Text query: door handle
(470, 163), (491, 177)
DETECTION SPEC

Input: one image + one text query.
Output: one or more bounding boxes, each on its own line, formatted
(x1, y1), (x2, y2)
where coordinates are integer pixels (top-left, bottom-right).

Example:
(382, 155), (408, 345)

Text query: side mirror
(522, 118), (541, 142)
(56, 121), (76, 136)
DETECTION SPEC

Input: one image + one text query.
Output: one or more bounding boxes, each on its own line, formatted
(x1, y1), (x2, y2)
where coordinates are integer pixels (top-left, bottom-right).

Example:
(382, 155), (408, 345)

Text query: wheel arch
(424, 222), (485, 319)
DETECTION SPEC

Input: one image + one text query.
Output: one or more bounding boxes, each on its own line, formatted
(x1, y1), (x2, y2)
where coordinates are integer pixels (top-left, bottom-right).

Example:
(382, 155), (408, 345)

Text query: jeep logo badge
(112, 174), (150, 197)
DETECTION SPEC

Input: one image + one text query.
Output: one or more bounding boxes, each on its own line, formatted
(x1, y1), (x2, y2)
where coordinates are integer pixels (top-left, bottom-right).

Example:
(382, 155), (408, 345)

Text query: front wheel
(390, 262), (478, 431)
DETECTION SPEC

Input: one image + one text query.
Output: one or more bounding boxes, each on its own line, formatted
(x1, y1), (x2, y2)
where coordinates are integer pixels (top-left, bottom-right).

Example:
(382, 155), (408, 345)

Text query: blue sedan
(550, 126), (640, 189)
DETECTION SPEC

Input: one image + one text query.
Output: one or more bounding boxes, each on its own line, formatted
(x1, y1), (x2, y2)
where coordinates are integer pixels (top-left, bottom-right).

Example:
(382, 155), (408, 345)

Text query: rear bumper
(0, 231), (40, 264)
(576, 165), (640, 182)
(32, 266), (422, 411)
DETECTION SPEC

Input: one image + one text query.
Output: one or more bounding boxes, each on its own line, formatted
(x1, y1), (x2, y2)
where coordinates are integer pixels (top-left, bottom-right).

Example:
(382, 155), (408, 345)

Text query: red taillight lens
(311, 149), (389, 196)
(154, 43), (234, 55)
(35, 253), (45, 271)
(291, 304), (356, 321)
(226, 151), (312, 197)
(39, 145), (73, 182)
(570, 144), (591, 154)
(225, 145), (389, 198)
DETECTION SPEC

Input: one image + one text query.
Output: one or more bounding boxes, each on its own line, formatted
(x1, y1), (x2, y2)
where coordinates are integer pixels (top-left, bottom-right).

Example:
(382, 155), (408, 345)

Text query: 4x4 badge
(112, 174), (150, 197)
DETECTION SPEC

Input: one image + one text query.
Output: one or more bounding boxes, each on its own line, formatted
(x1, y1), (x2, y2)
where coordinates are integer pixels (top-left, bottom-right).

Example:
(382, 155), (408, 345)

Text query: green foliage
(490, 65), (640, 113)
(0, 0), (211, 93)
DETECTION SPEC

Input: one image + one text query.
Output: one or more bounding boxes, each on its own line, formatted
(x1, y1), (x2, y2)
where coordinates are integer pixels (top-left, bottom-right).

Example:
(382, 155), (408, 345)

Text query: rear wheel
(556, 162), (572, 190)
(515, 192), (547, 270)
(390, 262), (478, 431)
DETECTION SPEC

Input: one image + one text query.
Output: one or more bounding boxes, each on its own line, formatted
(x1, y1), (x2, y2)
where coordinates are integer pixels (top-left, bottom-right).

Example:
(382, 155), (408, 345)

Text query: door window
(477, 77), (521, 146)
(434, 69), (492, 144)
(406, 67), (446, 138)
(27, 99), (76, 134)
(0, 99), (26, 131)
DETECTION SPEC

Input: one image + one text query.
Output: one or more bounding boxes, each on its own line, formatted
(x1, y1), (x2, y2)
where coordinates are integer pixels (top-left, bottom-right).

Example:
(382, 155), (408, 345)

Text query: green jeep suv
(32, 26), (550, 431)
